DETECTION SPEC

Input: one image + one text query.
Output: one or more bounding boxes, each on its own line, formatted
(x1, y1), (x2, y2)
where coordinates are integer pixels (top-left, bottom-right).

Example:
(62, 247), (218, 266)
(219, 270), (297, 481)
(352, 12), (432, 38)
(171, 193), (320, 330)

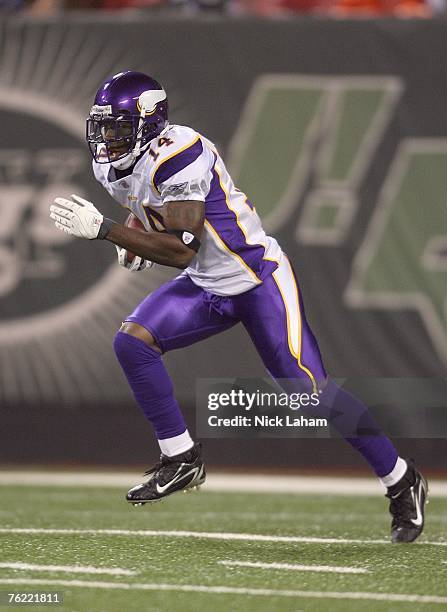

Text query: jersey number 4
(148, 137), (174, 162)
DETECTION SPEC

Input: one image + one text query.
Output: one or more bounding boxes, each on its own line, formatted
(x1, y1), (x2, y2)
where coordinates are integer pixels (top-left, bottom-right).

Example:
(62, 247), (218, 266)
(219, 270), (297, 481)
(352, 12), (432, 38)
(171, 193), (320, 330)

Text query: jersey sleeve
(150, 128), (214, 203)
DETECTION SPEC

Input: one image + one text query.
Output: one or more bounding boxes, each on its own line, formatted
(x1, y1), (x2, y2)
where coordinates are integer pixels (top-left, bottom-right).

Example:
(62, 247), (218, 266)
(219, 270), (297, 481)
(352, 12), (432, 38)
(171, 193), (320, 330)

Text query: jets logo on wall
(228, 75), (447, 368)
(0, 86), (166, 403)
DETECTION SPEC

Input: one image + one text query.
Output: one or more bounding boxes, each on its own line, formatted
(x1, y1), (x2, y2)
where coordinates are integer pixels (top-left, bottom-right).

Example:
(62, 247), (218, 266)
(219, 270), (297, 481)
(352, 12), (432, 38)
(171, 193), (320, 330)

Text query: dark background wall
(0, 16), (446, 469)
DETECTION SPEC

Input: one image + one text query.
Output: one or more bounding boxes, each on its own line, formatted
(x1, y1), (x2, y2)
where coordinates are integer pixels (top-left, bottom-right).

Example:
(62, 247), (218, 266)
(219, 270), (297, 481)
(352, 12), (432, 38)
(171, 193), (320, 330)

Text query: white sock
(158, 430), (194, 457)
(380, 457), (407, 488)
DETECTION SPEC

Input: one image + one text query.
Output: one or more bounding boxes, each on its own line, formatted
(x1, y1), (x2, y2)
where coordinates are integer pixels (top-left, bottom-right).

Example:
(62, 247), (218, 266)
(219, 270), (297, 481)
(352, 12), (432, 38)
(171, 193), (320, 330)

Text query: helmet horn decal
(136, 89), (167, 116)
(133, 89), (167, 157)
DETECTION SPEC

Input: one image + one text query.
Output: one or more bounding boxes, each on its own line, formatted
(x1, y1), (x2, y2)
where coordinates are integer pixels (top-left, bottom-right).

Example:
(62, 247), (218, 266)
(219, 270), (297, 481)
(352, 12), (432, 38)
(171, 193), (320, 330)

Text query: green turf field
(0, 485), (446, 611)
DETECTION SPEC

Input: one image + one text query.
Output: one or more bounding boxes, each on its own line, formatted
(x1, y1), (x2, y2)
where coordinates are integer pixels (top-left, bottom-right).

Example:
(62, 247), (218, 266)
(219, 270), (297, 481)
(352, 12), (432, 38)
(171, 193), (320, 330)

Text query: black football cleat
(126, 442), (206, 505)
(386, 459), (428, 543)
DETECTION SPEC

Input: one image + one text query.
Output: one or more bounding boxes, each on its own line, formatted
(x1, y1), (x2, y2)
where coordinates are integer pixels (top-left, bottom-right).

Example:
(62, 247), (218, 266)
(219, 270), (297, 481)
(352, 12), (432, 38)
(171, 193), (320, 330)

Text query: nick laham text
(208, 415), (328, 428)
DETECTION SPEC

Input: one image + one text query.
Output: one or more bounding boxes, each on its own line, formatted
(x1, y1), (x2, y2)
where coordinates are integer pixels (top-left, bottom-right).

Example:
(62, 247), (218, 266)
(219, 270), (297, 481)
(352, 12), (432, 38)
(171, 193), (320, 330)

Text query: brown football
(124, 213), (146, 262)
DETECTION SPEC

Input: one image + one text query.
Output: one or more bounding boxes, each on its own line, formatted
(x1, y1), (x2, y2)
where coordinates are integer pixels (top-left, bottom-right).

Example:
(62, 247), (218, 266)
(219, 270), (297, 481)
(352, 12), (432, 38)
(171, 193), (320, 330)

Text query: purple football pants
(121, 256), (398, 477)
(126, 260), (326, 385)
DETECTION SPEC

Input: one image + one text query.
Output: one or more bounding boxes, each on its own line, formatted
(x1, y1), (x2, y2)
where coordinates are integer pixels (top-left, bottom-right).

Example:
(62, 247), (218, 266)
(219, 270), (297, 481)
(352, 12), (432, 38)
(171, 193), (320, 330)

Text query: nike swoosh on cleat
(410, 486), (423, 527)
(156, 466), (201, 495)
(390, 491), (403, 499)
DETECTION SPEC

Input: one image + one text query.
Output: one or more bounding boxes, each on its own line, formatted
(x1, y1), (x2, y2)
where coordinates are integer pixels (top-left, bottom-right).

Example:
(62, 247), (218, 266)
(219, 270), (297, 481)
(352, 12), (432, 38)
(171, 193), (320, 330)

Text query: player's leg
(113, 274), (238, 503)
(236, 254), (427, 542)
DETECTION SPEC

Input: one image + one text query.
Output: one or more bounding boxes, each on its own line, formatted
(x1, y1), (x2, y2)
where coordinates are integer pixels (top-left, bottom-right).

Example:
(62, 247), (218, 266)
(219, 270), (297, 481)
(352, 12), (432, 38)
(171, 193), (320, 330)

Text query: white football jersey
(93, 124), (282, 296)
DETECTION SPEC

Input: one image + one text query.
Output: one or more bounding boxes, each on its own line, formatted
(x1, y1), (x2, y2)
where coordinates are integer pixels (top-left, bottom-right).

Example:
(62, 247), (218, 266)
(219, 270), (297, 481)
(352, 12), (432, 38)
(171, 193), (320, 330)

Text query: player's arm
(105, 199), (204, 269)
(50, 194), (204, 270)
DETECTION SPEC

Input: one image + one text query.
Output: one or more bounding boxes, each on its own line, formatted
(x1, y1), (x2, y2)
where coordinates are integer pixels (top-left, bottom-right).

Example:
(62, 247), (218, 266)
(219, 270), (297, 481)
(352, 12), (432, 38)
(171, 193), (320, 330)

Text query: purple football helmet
(86, 71), (168, 165)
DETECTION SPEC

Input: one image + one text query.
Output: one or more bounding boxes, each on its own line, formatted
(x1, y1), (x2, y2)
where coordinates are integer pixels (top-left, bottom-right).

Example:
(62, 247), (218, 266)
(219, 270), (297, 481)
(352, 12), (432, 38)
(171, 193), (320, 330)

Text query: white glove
(115, 245), (154, 272)
(50, 194), (106, 240)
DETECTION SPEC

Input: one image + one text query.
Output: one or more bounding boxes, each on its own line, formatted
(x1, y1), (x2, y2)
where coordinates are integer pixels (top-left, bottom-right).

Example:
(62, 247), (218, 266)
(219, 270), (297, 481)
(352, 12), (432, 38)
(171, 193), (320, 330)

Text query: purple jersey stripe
(153, 138), (203, 190)
(205, 168), (278, 281)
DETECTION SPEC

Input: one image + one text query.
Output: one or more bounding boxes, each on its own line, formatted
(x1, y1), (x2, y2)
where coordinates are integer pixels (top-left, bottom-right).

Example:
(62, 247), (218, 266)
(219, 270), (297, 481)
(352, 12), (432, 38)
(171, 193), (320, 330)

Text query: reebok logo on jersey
(163, 182), (188, 197)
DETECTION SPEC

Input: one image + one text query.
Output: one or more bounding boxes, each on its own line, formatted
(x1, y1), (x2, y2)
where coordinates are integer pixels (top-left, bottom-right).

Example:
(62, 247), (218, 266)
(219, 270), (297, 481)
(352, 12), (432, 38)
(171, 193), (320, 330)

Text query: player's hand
(50, 194), (105, 240)
(115, 245), (154, 272)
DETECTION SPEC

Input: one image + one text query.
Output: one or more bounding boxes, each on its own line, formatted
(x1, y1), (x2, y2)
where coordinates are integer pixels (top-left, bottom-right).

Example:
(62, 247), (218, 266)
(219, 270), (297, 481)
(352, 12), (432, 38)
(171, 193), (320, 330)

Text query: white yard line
(218, 560), (368, 574)
(0, 471), (446, 496)
(0, 578), (446, 604)
(0, 562), (135, 576)
(0, 527), (446, 546)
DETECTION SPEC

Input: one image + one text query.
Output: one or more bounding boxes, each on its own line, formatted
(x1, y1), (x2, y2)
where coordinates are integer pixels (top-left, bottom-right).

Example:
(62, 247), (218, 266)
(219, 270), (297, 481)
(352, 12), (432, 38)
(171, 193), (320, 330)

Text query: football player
(50, 71), (427, 543)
